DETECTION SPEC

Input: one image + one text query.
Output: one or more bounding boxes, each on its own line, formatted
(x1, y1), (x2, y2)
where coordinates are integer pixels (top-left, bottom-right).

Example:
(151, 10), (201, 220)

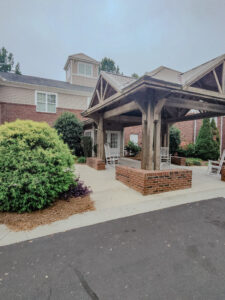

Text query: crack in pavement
(73, 267), (99, 300)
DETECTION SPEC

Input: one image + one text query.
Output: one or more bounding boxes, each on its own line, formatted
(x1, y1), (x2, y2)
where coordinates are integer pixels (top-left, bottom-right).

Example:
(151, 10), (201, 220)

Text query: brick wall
(124, 125), (142, 146)
(0, 102), (84, 126)
(86, 157), (105, 170)
(171, 156), (186, 166)
(116, 165), (192, 195)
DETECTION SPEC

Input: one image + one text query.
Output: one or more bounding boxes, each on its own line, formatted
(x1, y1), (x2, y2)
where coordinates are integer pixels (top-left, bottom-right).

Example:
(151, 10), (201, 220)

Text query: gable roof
(145, 66), (182, 85)
(64, 53), (99, 70)
(145, 53), (225, 87)
(0, 71), (94, 93)
(181, 53), (225, 86)
(101, 71), (137, 91)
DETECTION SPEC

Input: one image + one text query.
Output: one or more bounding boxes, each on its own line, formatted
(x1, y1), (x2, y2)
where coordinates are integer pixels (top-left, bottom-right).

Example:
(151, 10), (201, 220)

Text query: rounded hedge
(0, 120), (75, 212)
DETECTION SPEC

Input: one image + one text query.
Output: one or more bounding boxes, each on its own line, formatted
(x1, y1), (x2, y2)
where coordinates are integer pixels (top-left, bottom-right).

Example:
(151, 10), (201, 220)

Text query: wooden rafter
(166, 111), (224, 123)
(222, 61), (225, 93)
(104, 101), (139, 119)
(165, 97), (225, 114)
(213, 69), (222, 94)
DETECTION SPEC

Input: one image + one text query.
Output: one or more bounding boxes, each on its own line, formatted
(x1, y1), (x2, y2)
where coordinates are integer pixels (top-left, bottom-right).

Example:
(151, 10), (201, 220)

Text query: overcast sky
(1, 0), (225, 81)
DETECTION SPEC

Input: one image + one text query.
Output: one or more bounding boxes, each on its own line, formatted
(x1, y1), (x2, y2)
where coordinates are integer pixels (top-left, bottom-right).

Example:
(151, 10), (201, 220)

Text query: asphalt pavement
(1, 197), (225, 300)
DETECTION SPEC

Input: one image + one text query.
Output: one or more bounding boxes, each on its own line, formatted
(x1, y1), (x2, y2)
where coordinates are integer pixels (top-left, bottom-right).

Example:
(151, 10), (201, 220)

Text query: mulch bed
(0, 195), (95, 232)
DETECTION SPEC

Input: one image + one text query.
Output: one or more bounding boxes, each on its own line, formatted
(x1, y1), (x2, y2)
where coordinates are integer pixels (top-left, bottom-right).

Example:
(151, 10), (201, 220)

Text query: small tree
(0, 47), (22, 74)
(81, 136), (92, 157)
(195, 118), (219, 160)
(99, 57), (120, 74)
(131, 73), (139, 79)
(54, 112), (83, 156)
(211, 118), (220, 158)
(169, 126), (181, 154)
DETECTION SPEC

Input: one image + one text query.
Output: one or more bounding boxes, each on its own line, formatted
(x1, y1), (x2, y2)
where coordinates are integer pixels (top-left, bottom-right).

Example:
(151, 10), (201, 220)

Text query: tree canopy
(0, 47), (21, 74)
(131, 73), (139, 79)
(195, 118), (220, 160)
(99, 57), (120, 74)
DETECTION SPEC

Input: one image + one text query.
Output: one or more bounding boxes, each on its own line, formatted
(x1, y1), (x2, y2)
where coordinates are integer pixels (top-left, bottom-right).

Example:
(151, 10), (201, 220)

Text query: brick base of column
(171, 156), (186, 166)
(116, 165), (192, 195)
(86, 157), (105, 170)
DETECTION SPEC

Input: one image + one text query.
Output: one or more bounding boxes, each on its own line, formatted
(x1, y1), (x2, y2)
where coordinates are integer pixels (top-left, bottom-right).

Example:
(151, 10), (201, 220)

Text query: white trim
(35, 90), (58, 113)
(77, 62), (93, 77)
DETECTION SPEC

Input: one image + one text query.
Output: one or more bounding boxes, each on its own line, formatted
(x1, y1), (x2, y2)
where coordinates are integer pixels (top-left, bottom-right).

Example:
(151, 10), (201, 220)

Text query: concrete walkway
(0, 160), (225, 246)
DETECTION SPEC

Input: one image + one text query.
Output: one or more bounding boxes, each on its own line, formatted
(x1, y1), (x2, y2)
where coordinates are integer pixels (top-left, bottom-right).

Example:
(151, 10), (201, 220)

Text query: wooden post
(120, 128), (124, 157)
(154, 117), (161, 170)
(146, 101), (154, 170)
(97, 115), (104, 160)
(141, 117), (147, 169)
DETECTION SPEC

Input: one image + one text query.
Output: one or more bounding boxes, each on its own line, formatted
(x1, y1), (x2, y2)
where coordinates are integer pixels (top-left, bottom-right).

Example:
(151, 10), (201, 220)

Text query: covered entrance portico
(83, 55), (225, 172)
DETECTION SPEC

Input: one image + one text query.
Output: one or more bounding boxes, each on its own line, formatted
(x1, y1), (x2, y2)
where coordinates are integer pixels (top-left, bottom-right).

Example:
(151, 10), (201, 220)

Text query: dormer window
(78, 62), (93, 77)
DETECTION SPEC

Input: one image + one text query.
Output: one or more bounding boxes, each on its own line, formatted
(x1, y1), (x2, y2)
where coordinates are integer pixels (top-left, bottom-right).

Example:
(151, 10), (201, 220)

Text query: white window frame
(35, 91), (58, 113)
(130, 134), (138, 145)
(77, 62), (93, 77)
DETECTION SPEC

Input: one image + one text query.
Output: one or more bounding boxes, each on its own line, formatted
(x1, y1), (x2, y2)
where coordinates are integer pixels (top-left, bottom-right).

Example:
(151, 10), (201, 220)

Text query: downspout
(194, 120), (197, 143)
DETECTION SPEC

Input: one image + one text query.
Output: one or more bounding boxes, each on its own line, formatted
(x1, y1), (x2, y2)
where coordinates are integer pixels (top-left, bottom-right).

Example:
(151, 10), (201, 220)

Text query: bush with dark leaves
(60, 178), (92, 201)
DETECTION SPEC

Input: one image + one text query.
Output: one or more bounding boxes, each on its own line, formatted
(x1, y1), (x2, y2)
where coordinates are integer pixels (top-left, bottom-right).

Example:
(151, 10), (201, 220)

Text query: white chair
(104, 143), (120, 165)
(160, 147), (171, 170)
(208, 150), (225, 175)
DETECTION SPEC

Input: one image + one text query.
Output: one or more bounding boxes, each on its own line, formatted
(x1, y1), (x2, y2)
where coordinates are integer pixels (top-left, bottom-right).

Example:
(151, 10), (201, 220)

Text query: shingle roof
(145, 54), (225, 87)
(0, 71), (94, 93)
(145, 66), (182, 85)
(101, 71), (137, 91)
(68, 53), (99, 64)
(181, 53), (225, 85)
(64, 53), (99, 70)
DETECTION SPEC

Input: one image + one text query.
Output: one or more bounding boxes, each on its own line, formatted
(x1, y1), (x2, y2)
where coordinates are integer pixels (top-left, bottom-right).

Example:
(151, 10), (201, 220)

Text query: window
(36, 91), (57, 113)
(110, 133), (118, 148)
(78, 62), (93, 77)
(130, 134), (138, 145)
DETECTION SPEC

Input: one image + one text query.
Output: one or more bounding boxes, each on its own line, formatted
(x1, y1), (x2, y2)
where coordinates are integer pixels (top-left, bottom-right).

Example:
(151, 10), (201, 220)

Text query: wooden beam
(222, 61), (225, 93)
(165, 97), (225, 114)
(166, 111), (224, 123)
(103, 101), (139, 119)
(96, 89), (101, 103)
(102, 82), (108, 100)
(183, 86), (225, 100)
(213, 69), (222, 94)
(154, 98), (167, 120)
(105, 115), (141, 124)
(100, 77), (103, 99)
(97, 115), (104, 160)
(146, 101), (154, 170)
(154, 118), (161, 170)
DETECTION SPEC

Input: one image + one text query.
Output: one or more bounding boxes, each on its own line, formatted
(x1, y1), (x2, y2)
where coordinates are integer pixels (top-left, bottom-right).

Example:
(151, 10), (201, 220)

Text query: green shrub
(125, 141), (141, 156)
(186, 157), (202, 166)
(54, 112), (83, 156)
(81, 136), (92, 157)
(0, 120), (75, 213)
(169, 126), (181, 154)
(77, 156), (86, 163)
(195, 118), (219, 160)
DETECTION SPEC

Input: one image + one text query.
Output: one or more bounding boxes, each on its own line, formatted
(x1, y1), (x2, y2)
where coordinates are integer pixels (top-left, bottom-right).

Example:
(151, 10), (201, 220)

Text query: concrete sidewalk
(1, 162), (225, 246)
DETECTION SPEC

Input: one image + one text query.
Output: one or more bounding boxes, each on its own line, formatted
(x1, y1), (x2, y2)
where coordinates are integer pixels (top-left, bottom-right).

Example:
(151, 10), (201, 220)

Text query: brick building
(0, 53), (99, 125)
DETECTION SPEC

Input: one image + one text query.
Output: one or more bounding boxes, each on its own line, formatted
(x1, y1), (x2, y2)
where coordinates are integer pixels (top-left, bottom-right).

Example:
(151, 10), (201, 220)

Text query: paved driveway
(1, 197), (225, 299)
